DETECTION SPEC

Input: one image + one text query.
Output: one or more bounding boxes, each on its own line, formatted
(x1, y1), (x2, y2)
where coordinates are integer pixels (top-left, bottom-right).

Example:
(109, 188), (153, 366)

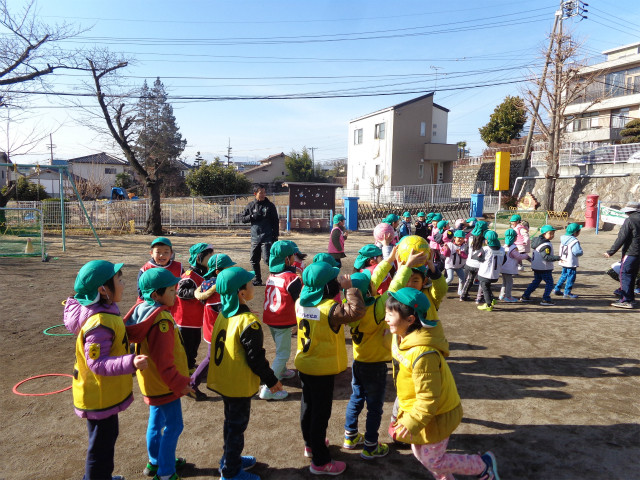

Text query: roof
(67, 152), (127, 165)
(602, 42), (640, 55)
(51, 159), (69, 166)
(350, 92), (446, 122)
(242, 152), (288, 175)
(260, 152), (286, 163)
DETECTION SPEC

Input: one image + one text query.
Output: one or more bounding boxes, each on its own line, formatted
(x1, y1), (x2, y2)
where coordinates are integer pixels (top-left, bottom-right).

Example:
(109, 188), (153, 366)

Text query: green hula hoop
(43, 324), (73, 336)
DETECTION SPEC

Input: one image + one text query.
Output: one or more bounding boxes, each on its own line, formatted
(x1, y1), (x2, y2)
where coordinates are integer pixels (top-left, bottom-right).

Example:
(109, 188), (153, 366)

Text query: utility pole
(430, 66), (442, 91)
(224, 138), (232, 167)
(47, 133), (56, 165)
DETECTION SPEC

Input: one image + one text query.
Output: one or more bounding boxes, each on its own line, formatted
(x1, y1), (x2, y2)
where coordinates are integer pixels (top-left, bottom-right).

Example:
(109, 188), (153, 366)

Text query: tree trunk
(145, 178), (163, 235)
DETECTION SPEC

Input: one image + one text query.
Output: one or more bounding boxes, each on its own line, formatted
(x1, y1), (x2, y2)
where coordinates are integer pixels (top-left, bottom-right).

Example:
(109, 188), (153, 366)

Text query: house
(346, 93), (457, 201)
(242, 152), (290, 185)
(564, 42), (640, 146)
(65, 152), (128, 198)
(175, 159), (192, 178)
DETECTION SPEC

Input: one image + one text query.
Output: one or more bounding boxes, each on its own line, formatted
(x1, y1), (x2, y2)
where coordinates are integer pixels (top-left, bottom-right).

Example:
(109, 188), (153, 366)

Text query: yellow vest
(135, 309), (189, 399)
(294, 299), (347, 376)
(72, 313), (133, 412)
(207, 311), (261, 397)
(350, 297), (391, 363)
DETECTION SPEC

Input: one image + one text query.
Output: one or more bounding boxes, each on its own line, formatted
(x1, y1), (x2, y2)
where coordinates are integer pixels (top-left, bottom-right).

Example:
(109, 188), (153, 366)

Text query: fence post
(192, 198), (195, 224)
(613, 145), (617, 164)
(169, 205), (172, 228)
(286, 206), (291, 231)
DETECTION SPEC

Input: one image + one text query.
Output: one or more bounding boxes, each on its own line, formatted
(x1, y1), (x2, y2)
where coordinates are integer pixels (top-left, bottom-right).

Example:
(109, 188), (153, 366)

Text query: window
(354, 128), (363, 145)
(374, 123), (385, 139)
(375, 164), (380, 175)
(105, 167), (116, 174)
(420, 122), (426, 137)
(418, 164), (424, 178)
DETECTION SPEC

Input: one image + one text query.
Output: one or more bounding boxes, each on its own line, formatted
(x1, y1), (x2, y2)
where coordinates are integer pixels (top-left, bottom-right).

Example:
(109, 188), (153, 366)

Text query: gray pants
(500, 273), (514, 299)
(250, 241), (272, 282)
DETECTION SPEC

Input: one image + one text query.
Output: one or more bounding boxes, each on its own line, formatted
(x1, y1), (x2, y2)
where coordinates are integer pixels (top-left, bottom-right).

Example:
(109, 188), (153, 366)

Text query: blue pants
(220, 396), (252, 478)
(523, 270), (554, 301)
(555, 267), (577, 294)
(620, 255), (640, 302)
(344, 361), (388, 447)
(84, 414), (119, 480)
(147, 399), (184, 477)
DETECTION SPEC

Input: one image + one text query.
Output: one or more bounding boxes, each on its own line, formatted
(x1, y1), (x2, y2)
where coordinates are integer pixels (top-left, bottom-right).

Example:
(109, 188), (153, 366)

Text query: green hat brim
(74, 262), (124, 306)
(151, 237), (172, 248)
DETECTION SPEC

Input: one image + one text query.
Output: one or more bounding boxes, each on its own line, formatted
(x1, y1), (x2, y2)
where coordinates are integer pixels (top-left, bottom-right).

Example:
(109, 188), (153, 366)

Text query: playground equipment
(109, 186), (138, 202)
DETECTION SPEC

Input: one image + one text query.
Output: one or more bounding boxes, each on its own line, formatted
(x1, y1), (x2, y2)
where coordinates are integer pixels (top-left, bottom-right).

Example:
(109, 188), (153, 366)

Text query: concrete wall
(244, 155), (287, 184)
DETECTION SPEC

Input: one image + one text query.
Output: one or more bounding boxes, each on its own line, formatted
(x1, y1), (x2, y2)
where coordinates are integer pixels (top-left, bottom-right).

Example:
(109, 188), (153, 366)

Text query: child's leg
(523, 271), (543, 298)
(190, 343), (211, 388)
(269, 326), (293, 379)
(146, 405), (164, 469)
(344, 361), (365, 437)
(445, 268), (454, 284)
(220, 396), (251, 479)
(460, 267), (477, 298)
(564, 268), (577, 294)
(360, 362), (387, 450)
(179, 326), (202, 371)
(411, 438), (486, 480)
(85, 414), (118, 479)
(156, 399), (184, 477)
(501, 273), (513, 298)
(554, 267), (568, 292)
(541, 271), (555, 301)
(456, 268), (466, 296)
(479, 279), (493, 306)
(299, 372), (335, 466)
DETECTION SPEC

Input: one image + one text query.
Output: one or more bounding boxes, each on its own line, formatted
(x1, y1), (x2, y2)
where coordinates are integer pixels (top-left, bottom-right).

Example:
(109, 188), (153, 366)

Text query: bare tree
(369, 174), (388, 205)
(521, 30), (602, 210)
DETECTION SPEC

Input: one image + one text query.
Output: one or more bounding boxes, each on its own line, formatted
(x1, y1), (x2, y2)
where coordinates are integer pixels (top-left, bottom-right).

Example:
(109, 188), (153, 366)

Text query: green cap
(333, 214), (346, 224)
(471, 220), (488, 236)
(510, 214), (522, 222)
(388, 287), (435, 327)
(466, 217), (476, 224)
(432, 213), (443, 222)
(216, 267), (255, 318)
(353, 244), (383, 270)
(74, 260), (124, 306)
(204, 254), (236, 279)
(566, 223), (582, 235)
(286, 240), (302, 254)
(300, 262), (340, 307)
(426, 213), (435, 222)
(312, 253), (340, 268)
(504, 228), (517, 245)
(269, 240), (296, 273)
(437, 220), (449, 230)
(350, 271), (375, 306)
(453, 229), (466, 238)
(417, 212), (426, 218)
(188, 242), (213, 268)
(150, 237), (172, 248)
(484, 230), (501, 247)
(138, 267), (180, 306)
(402, 211), (411, 218)
(540, 225), (556, 234)
(383, 214), (399, 224)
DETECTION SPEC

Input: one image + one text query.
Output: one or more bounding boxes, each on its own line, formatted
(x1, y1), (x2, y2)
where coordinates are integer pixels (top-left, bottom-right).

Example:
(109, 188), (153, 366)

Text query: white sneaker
(259, 385), (289, 400)
(279, 369), (296, 380)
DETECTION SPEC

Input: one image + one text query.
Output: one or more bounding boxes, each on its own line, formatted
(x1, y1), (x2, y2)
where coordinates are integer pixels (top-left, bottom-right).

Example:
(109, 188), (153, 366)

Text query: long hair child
(386, 288), (500, 480)
(65, 260), (148, 480)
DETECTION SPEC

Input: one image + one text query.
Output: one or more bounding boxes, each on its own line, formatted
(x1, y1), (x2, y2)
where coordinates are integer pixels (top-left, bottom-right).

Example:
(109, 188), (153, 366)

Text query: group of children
(66, 224), (506, 480)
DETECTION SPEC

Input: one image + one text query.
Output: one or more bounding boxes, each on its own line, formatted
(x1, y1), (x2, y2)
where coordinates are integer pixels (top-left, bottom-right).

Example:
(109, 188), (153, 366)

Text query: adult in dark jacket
(242, 184), (279, 285)
(604, 201), (640, 308)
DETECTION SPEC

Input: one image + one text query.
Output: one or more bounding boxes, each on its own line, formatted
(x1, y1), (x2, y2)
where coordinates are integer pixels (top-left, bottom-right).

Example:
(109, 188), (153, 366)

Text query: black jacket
(607, 211), (640, 257)
(242, 198), (279, 243)
(237, 305), (279, 388)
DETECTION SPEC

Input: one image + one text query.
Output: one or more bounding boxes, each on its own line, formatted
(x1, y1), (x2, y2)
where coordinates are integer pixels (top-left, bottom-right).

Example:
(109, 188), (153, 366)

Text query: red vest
(263, 271), (298, 327)
(172, 270), (205, 328)
(364, 265), (392, 295)
(202, 290), (221, 344)
(139, 261), (183, 315)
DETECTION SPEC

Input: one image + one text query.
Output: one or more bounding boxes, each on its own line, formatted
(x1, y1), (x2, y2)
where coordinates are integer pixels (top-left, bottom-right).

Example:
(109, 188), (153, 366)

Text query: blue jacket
(398, 220), (411, 239)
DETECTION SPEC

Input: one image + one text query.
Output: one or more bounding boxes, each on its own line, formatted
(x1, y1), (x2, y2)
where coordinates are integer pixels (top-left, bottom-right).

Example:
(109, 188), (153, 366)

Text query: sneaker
(498, 295), (505, 301)
(540, 299), (555, 306)
(112, 477), (126, 480)
(309, 460), (346, 475)
(144, 458), (186, 476)
(221, 471), (260, 480)
(219, 455), (257, 474)
(187, 387), (208, 401)
(503, 297), (518, 303)
(279, 369), (296, 380)
(304, 439), (330, 458)
(459, 296), (467, 302)
(360, 443), (389, 460)
(491, 299), (497, 306)
(564, 293), (578, 299)
(478, 451), (500, 480)
(519, 296), (531, 302)
(635, 288), (640, 295)
(258, 385), (288, 400)
(611, 301), (634, 309)
(343, 432), (364, 449)
(477, 304), (493, 311)
(517, 265), (525, 271)
(252, 279), (264, 286)
(553, 289), (562, 296)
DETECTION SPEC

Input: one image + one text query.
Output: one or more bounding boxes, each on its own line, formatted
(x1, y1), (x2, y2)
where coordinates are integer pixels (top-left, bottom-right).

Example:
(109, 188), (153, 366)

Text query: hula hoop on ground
(43, 324), (73, 336)
(13, 373), (73, 396)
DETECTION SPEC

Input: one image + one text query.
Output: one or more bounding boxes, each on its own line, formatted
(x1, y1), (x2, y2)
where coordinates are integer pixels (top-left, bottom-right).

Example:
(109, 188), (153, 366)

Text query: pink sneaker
(309, 460), (346, 475)
(304, 438), (330, 458)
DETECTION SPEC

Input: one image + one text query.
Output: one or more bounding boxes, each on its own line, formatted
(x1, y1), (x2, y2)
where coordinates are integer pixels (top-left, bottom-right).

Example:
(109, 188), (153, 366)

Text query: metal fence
(530, 142), (640, 168)
(342, 181), (487, 205)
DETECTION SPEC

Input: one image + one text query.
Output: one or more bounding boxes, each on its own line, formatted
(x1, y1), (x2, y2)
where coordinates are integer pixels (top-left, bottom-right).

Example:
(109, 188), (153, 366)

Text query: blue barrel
(343, 197), (359, 231)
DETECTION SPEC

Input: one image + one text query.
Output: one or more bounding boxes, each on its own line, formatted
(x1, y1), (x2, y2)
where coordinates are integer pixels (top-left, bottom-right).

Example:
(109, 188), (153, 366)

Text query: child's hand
(393, 421), (412, 440)
(381, 231), (394, 246)
(181, 385), (195, 396)
(338, 274), (352, 289)
(133, 355), (148, 370)
(269, 381), (284, 393)
(386, 245), (398, 263)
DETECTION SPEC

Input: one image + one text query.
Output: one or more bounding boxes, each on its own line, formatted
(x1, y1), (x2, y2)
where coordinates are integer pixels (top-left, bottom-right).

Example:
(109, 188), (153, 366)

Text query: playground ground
(0, 227), (638, 480)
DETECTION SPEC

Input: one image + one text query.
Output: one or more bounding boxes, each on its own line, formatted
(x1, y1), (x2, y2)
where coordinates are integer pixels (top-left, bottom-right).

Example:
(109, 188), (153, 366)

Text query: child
(474, 230), (505, 312)
(295, 262), (366, 475)
(125, 268), (193, 480)
(442, 230), (468, 296)
(460, 220), (488, 302)
(261, 240), (303, 399)
(354, 244), (392, 294)
(207, 266), (284, 480)
(288, 240), (307, 277)
(554, 223), (584, 298)
(385, 288), (500, 480)
(66, 260), (148, 480)
(138, 237), (183, 299)
(414, 212), (429, 240)
(313, 252), (341, 268)
(500, 229), (530, 302)
(513, 217), (530, 271)
(173, 243), (214, 376)
(398, 211), (412, 239)
(190, 254), (236, 400)
(521, 225), (561, 306)
(328, 214), (348, 267)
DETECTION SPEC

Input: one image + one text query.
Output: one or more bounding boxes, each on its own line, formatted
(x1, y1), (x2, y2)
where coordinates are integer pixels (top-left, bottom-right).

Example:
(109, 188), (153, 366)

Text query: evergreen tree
(479, 96), (527, 146)
(620, 118), (640, 144)
(285, 147), (327, 182)
(185, 158), (252, 197)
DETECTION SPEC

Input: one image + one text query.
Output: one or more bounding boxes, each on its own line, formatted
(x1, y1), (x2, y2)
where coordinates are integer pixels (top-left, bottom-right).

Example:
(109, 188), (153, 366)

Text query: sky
(2, 0), (639, 166)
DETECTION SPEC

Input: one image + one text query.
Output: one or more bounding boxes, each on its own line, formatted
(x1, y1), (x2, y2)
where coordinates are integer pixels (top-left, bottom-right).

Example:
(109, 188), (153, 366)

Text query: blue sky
(3, 0), (640, 165)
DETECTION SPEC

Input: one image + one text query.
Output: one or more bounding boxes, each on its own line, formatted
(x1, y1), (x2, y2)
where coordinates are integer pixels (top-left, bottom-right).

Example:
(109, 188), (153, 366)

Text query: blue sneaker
(478, 451), (500, 480)
(563, 293), (578, 299)
(219, 456), (257, 476)
(221, 471), (260, 480)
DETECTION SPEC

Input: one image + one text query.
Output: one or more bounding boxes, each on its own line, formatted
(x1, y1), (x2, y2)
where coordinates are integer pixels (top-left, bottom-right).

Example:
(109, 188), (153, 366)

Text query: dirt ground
(1, 227), (639, 480)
